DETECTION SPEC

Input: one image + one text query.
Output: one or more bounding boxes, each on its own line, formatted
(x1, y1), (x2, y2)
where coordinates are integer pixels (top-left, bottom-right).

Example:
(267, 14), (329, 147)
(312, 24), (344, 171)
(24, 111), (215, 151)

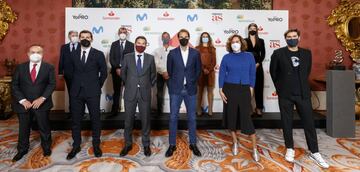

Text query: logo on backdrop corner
(187, 14), (198, 22)
(158, 11), (175, 20)
(72, 13), (88, 20)
(269, 40), (281, 48)
(136, 13), (148, 21)
(92, 26), (104, 34)
(223, 28), (239, 35)
(211, 13), (223, 22)
(103, 11), (120, 20)
(268, 16), (283, 22)
(236, 14), (255, 22)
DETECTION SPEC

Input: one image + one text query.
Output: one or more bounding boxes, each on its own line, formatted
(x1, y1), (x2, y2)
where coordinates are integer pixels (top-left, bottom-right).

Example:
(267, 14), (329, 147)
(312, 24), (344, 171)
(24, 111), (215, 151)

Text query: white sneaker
(309, 152), (330, 169)
(285, 148), (295, 162)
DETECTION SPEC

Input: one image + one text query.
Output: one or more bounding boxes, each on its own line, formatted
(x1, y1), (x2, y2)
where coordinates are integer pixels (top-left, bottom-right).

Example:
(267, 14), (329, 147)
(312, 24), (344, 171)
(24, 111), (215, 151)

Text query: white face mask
(119, 33), (127, 40)
(29, 53), (42, 62)
(70, 36), (79, 43)
(231, 43), (241, 52)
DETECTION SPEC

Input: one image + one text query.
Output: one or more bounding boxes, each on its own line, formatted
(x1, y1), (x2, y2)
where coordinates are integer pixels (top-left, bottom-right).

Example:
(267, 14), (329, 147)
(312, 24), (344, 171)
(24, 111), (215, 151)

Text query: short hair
(68, 30), (78, 35)
(177, 29), (190, 38)
(284, 29), (300, 38)
(79, 30), (93, 39)
(28, 44), (44, 50)
(135, 36), (147, 44)
(118, 27), (127, 34)
(162, 32), (170, 37)
(226, 35), (247, 53)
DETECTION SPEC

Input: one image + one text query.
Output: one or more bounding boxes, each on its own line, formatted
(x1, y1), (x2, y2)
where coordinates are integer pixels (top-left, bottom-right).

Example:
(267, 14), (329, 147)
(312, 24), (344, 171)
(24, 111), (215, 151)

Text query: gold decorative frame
(327, 0), (360, 61)
(0, 0), (17, 41)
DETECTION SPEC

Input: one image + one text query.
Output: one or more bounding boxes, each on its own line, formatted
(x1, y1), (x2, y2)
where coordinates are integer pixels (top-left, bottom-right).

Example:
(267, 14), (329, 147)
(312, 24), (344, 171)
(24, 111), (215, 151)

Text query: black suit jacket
(11, 61), (56, 113)
(69, 47), (108, 97)
(58, 43), (80, 78)
(109, 40), (134, 73)
(270, 47), (312, 99)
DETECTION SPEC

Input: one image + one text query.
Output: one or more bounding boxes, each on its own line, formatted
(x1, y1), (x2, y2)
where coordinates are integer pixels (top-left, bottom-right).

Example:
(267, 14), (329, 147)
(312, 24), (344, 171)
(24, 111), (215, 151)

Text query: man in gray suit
(120, 36), (156, 157)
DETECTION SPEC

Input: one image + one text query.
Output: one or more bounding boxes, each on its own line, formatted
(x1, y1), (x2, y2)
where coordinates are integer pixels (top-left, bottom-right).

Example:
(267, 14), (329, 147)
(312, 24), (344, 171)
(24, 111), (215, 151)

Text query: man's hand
(116, 68), (121, 76)
(21, 100), (32, 110)
(162, 72), (169, 80)
(256, 63), (260, 69)
(219, 88), (227, 104)
(32, 97), (45, 109)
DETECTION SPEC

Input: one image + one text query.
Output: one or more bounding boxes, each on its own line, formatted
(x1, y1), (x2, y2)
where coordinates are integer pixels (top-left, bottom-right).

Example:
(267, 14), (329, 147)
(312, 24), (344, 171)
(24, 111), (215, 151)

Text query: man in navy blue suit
(165, 29), (202, 157)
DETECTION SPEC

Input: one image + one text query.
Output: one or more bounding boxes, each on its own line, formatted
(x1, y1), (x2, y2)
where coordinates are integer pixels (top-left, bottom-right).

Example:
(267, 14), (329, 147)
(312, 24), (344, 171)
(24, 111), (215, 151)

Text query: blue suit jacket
(167, 47), (201, 96)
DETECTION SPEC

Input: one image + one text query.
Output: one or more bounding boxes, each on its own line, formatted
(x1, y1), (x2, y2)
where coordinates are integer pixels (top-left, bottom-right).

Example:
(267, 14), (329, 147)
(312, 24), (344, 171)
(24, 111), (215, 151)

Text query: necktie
(71, 43), (75, 52)
(120, 41), (124, 60)
(81, 51), (86, 64)
(137, 55), (142, 74)
(30, 63), (37, 83)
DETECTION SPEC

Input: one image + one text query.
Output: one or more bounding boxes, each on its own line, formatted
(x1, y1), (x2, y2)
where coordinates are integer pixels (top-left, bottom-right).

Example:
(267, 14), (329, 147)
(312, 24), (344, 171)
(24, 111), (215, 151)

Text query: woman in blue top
(219, 34), (259, 161)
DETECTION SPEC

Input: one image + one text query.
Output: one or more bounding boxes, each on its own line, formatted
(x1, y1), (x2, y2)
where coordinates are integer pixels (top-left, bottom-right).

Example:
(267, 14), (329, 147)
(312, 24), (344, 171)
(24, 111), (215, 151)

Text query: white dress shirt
(180, 46), (189, 85)
(80, 47), (91, 63)
(153, 45), (174, 74)
(70, 42), (78, 52)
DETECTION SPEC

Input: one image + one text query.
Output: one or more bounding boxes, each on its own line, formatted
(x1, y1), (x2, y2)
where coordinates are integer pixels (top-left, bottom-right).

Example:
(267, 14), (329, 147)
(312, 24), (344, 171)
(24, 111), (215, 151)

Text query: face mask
(70, 36), (79, 43)
(135, 45), (146, 53)
(286, 39), (299, 47)
(249, 30), (257, 36)
(119, 33), (127, 40)
(29, 53), (42, 62)
(162, 38), (170, 45)
(80, 39), (91, 47)
(179, 38), (189, 46)
(231, 43), (241, 52)
(202, 37), (209, 43)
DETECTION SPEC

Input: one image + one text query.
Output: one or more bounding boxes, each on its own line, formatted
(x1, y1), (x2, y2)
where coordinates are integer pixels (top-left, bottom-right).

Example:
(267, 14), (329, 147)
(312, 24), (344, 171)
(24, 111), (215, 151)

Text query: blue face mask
(286, 39), (299, 47)
(202, 37), (209, 43)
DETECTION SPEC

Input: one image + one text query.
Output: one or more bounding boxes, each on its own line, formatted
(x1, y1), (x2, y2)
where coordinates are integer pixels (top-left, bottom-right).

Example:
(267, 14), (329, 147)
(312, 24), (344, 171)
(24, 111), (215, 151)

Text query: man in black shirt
(270, 29), (329, 169)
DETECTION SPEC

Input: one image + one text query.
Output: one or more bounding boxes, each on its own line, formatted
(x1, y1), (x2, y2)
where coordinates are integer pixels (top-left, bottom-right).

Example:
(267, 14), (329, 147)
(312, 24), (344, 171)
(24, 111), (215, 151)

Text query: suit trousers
(111, 72), (123, 113)
(64, 76), (72, 112)
(17, 110), (52, 152)
(278, 96), (319, 153)
(70, 88), (101, 148)
(169, 87), (197, 145)
(124, 88), (151, 147)
(156, 73), (167, 113)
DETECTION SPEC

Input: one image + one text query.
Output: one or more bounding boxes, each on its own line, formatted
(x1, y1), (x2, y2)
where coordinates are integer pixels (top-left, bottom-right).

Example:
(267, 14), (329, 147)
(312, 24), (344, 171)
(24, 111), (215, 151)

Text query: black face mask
(80, 39), (91, 47)
(249, 30), (257, 36)
(179, 38), (189, 46)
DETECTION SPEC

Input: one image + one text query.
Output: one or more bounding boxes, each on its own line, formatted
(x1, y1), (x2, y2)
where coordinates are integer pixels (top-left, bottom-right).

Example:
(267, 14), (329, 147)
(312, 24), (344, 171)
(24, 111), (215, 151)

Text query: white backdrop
(65, 8), (288, 113)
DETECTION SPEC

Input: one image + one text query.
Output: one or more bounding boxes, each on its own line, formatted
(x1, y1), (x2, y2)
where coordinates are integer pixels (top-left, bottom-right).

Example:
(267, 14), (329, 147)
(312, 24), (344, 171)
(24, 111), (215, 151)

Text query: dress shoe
(232, 142), (239, 156)
(119, 145), (132, 157)
(12, 151), (28, 162)
(66, 147), (80, 160)
(144, 146), (151, 157)
(189, 144), (202, 157)
(165, 145), (176, 157)
(252, 148), (260, 162)
(93, 146), (102, 157)
(43, 149), (52, 157)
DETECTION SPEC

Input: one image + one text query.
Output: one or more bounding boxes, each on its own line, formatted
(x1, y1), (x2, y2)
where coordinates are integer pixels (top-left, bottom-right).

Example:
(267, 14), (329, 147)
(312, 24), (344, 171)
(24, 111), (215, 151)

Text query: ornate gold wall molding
(0, 0), (17, 41)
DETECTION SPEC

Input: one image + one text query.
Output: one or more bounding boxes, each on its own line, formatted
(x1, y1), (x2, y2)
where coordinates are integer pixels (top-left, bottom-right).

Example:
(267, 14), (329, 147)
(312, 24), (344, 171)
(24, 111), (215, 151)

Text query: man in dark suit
(270, 29), (329, 168)
(58, 30), (80, 115)
(165, 29), (202, 157)
(109, 27), (135, 117)
(11, 45), (56, 162)
(119, 36), (156, 157)
(66, 30), (107, 160)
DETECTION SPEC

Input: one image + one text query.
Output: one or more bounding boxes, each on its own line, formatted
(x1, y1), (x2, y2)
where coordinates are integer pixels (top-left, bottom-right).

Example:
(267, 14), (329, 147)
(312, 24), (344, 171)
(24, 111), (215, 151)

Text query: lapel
(85, 48), (93, 67)
(140, 53), (150, 76)
(24, 62), (32, 83)
(73, 48), (83, 69)
(176, 47), (186, 68)
(34, 62), (45, 84)
(186, 48), (192, 68)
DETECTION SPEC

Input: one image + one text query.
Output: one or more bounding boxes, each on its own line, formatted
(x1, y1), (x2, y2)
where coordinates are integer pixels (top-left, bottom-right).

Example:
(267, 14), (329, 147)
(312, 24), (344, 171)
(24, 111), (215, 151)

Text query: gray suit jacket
(121, 52), (156, 101)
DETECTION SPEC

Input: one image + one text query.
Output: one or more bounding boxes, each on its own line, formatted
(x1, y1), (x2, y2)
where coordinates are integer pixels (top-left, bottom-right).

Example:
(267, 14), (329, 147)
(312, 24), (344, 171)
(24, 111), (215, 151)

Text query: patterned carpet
(0, 117), (359, 172)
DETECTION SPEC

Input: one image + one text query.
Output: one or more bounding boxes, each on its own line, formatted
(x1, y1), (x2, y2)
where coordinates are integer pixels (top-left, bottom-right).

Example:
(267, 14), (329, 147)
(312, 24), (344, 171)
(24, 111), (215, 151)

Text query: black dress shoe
(144, 146), (151, 157)
(66, 147), (80, 160)
(43, 149), (52, 157)
(119, 145), (132, 157)
(93, 146), (102, 157)
(189, 144), (202, 157)
(12, 151), (28, 162)
(165, 145), (176, 157)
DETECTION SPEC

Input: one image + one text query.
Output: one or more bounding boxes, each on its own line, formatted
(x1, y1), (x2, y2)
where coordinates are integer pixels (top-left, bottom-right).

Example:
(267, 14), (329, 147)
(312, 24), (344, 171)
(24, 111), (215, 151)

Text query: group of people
(10, 24), (329, 168)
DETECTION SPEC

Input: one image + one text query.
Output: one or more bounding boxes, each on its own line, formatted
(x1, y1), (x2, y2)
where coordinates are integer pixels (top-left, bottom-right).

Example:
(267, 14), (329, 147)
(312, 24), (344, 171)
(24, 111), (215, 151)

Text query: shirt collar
(135, 51), (144, 57)
(30, 60), (42, 67)
(81, 47), (91, 53)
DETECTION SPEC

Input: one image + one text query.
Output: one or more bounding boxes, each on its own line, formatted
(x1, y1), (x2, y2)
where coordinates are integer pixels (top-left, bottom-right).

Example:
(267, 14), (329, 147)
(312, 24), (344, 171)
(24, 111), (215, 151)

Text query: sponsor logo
(103, 11), (120, 20)
(236, 14), (255, 22)
(92, 26), (104, 34)
(143, 26), (161, 35)
(136, 13), (148, 21)
(72, 13), (88, 20)
(266, 91), (278, 100)
(270, 40), (281, 48)
(211, 13), (223, 22)
(214, 38), (226, 47)
(223, 29), (239, 35)
(257, 26), (269, 35)
(187, 14), (198, 22)
(268, 16), (283, 22)
(157, 11), (175, 20)
(195, 27), (203, 32)
(101, 39), (110, 48)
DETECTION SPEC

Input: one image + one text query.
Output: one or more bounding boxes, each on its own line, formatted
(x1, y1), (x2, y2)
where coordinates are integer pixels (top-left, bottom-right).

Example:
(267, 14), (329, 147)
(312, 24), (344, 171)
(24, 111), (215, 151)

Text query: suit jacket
(69, 47), (108, 97)
(121, 52), (156, 101)
(109, 40), (134, 73)
(269, 47), (312, 99)
(11, 61), (56, 113)
(167, 47), (201, 96)
(58, 43), (80, 78)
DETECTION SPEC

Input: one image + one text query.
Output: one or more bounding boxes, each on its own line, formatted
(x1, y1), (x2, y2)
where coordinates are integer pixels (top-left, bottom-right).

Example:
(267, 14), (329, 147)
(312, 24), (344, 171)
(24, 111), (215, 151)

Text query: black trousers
(64, 76), (72, 112)
(17, 110), (52, 152)
(156, 73), (167, 113)
(70, 88), (101, 148)
(255, 65), (264, 109)
(124, 88), (151, 147)
(111, 72), (123, 113)
(278, 96), (319, 153)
